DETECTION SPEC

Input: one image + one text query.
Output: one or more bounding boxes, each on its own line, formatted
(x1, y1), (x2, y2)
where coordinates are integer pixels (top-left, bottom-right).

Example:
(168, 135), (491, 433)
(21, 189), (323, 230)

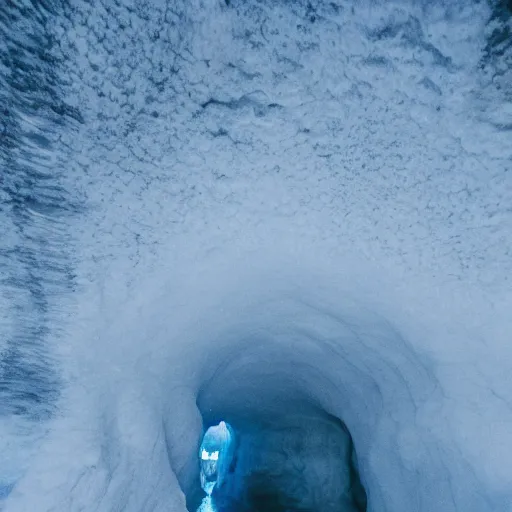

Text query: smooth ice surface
(1, 0), (512, 511)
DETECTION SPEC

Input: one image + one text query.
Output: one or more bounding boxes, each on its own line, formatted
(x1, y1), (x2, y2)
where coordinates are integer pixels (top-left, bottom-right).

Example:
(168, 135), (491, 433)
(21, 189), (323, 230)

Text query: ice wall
(1, 0), (512, 511)
(211, 416), (364, 512)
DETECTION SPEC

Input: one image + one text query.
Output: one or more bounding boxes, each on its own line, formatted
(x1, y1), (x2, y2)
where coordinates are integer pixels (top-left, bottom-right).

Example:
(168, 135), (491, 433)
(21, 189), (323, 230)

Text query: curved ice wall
(1, 0), (511, 511)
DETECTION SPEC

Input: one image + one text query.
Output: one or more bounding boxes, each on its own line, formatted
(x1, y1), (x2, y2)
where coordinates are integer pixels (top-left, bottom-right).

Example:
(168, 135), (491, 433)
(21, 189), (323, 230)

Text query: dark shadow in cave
(195, 414), (366, 512)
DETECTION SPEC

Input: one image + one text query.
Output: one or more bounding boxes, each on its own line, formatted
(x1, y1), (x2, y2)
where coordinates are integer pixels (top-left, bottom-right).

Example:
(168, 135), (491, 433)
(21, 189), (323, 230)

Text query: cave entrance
(198, 421), (235, 498)
(195, 414), (366, 512)
(194, 342), (368, 512)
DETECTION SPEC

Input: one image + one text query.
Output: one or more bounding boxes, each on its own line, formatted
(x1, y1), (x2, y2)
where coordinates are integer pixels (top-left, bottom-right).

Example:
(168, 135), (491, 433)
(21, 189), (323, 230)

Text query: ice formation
(1, 0), (511, 511)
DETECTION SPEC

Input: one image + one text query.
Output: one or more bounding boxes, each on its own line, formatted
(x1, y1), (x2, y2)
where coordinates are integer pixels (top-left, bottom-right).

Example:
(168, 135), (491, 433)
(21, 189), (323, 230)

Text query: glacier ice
(1, 0), (512, 511)
(200, 421), (232, 492)
(209, 415), (365, 512)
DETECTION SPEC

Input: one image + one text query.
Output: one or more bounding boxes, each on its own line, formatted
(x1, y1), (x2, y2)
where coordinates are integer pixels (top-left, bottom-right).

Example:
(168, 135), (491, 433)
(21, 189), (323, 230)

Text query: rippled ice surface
(1, 0), (511, 511)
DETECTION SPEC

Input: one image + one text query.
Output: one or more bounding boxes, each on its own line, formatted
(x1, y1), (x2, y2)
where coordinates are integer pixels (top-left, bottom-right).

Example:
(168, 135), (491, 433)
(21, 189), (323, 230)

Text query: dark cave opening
(195, 413), (366, 512)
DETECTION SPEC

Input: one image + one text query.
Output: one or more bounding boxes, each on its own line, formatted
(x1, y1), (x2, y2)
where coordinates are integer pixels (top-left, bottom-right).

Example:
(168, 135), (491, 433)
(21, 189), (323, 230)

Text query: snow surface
(1, 0), (512, 511)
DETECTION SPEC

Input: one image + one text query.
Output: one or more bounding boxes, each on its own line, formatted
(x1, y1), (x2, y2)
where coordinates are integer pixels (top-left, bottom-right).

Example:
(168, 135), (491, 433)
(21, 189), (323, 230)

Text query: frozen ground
(1, 0), (511, 511)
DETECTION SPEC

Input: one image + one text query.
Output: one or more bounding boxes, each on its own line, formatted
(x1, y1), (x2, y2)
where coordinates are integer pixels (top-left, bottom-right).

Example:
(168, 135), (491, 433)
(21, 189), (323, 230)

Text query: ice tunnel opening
(188, 336), (368, 512)
(199, 421), (235, 495)
(161, 277), (449, 511)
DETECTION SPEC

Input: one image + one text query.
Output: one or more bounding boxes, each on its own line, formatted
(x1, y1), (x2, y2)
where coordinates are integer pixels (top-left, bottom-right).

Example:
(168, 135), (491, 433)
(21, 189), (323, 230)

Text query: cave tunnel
(195, 408), (366, 512)
(151, 263), (499, 512)
(2, 0), (511, 511)
(193, 355), (368, 512)
(170, 282), (424, 512)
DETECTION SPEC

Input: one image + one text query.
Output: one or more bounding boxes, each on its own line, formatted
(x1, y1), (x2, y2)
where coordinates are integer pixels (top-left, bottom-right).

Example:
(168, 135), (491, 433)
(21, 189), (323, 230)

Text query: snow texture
(1, 0), (512, 511)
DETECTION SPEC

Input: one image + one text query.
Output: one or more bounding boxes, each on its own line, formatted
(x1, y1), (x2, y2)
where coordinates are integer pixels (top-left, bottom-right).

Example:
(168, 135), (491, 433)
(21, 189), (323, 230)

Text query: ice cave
(1, 0), (511, 511)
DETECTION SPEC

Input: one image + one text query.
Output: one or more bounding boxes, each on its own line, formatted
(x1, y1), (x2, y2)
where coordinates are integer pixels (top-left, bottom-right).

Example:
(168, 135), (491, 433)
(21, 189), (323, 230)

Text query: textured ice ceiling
(1, 0), (511, 511)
